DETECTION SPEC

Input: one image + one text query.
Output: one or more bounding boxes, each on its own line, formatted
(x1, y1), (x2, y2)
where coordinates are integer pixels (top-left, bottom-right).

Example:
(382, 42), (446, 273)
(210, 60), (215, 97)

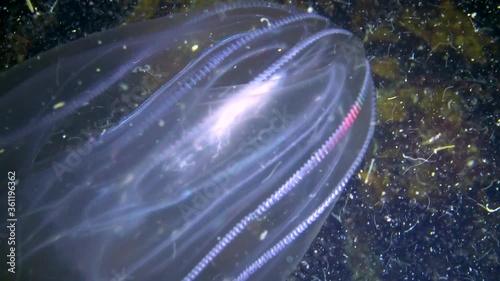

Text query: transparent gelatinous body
(0, 2), (375, 281)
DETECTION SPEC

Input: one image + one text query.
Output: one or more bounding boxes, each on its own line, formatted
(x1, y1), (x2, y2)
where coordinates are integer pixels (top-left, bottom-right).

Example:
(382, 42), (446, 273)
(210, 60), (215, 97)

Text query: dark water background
(0, 0), (498, 280)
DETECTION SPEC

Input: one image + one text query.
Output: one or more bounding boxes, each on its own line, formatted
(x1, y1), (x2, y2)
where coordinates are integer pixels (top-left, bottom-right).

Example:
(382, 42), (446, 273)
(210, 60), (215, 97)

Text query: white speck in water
(259, 230), (268, 240)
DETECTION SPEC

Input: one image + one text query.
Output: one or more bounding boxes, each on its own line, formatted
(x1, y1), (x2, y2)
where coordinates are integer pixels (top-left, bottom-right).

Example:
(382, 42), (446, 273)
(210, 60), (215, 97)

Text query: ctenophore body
(0, 2), (375, 281)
